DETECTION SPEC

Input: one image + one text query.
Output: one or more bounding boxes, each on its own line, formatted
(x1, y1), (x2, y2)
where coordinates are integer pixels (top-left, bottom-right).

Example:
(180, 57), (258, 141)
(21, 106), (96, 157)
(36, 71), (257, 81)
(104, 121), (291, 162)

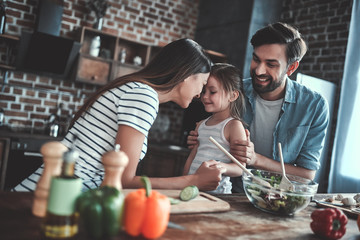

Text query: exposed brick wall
(281, 0), (352, 84)
(1, 0), (199, 144)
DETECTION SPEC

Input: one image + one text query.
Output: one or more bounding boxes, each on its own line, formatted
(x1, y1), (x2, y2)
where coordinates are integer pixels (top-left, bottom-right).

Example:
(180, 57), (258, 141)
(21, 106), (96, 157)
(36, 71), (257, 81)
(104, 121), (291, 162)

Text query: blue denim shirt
(243, 77), (329, 170)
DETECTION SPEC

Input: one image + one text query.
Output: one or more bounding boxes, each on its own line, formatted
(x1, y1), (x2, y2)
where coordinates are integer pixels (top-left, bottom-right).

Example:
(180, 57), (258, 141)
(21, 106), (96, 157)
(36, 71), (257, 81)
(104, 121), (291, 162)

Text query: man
(188, 22), (329, 192)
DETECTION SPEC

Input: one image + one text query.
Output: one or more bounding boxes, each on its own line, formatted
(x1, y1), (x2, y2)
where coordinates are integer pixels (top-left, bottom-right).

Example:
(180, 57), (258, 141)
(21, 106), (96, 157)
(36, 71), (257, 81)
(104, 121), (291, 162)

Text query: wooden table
(0, 192), (359, 240)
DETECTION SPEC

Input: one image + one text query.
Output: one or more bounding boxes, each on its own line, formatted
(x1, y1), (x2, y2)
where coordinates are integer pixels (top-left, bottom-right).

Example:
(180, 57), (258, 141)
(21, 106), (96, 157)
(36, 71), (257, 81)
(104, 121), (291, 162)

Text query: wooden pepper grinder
(32, 141), (67, 217)
(101, 144), (129, 190)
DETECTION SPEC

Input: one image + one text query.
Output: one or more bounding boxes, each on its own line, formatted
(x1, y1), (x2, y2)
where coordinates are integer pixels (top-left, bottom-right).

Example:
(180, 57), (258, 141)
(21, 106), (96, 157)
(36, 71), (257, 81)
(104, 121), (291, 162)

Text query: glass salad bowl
(242, 169), (318, 216)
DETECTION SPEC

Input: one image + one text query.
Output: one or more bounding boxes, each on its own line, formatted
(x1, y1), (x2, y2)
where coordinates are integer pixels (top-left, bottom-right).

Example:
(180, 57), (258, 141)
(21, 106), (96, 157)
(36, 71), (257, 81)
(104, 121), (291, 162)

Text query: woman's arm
(183, 121), (203, 175)
(183, 145), (198, 175)
(116, 124), (224, 191)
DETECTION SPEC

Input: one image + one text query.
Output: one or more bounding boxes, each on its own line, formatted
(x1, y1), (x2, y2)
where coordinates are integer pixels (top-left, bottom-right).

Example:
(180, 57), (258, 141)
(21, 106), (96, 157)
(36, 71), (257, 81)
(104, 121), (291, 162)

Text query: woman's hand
(230, 129), (257, 166)
(187, 130), (199, 149)
(194, 160), (224, 191)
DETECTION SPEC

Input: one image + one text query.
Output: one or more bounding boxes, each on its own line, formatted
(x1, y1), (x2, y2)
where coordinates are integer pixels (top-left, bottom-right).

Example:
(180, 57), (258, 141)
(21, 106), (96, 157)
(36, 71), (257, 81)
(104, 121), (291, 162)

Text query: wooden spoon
(209, 137), (271, 188)
(278, 142), (295, 191)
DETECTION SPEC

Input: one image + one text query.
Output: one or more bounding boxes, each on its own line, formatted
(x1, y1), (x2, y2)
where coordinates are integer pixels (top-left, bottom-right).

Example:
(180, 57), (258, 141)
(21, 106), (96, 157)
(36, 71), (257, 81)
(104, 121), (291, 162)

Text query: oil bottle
(42, 142), (82, 239)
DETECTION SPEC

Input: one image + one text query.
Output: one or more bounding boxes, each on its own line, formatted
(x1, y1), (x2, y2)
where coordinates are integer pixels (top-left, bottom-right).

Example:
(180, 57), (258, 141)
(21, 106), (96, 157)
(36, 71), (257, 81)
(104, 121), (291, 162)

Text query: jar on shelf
(133, 56), (142, 66)
(89, 36), (101, 57)
(120, 48), (126, 64)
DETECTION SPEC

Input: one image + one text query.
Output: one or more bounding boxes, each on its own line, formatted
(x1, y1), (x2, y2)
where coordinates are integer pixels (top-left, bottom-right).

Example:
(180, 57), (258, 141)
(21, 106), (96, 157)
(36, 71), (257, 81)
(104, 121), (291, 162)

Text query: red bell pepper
(310, 208), (348, 239)
(124, 176), (170, 239)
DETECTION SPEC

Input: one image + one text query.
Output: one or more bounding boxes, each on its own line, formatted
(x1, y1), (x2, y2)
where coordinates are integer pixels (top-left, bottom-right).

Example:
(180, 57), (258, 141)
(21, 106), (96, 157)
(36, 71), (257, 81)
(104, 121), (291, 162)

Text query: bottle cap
(63, 148), (79, 163)
(63, 135), (79, 163)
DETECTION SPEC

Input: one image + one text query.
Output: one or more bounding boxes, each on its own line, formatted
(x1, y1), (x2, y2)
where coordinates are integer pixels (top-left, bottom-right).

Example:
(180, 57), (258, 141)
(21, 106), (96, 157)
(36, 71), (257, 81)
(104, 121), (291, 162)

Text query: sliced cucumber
(169, 197), (181, 205)
(179, 185), (199, 201)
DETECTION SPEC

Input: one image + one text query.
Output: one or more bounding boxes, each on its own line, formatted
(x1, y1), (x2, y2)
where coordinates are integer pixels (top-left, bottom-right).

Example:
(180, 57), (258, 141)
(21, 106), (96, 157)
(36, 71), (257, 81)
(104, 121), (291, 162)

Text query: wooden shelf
(0, 34), (20, 41)
(73, 27), (228, 85)
(74, 27), (159, 85)
(0, 64), (15, 71)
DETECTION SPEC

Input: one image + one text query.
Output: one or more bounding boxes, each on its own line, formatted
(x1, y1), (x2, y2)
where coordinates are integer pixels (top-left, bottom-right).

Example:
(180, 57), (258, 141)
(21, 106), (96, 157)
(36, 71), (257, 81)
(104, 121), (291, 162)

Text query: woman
(14, 38), (224, 192)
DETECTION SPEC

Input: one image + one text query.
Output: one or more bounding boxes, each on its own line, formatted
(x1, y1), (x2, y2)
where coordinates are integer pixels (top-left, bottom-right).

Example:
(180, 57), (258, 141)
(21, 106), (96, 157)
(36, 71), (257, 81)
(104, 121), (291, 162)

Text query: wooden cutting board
(122, 189), (230, 214)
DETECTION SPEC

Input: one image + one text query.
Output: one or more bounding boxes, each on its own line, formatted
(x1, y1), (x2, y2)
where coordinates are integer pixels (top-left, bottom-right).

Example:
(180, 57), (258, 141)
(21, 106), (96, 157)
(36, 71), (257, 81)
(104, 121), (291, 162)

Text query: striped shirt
(13, 82), (159, 192)
(188, 116), (234, 194)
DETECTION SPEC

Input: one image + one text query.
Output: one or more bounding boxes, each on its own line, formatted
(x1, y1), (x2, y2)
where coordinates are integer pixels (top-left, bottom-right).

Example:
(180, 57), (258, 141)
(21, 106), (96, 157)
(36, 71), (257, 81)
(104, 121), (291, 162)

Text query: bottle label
(47, 177), (82, 216)
(44, 224), (79, 238)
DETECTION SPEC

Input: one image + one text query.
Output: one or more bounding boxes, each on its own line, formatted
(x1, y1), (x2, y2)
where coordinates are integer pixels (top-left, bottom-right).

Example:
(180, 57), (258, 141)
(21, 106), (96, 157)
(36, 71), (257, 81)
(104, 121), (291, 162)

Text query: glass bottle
(89, 36), (101, 57)
(43, 144), (82, 239)
(120, 48), (126, 64)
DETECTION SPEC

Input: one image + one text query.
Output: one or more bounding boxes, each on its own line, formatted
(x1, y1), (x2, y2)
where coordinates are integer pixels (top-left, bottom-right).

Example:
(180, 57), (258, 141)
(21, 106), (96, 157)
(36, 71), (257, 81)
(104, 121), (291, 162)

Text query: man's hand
(230, 129), (257, 166)
(187, 130), (199, 149)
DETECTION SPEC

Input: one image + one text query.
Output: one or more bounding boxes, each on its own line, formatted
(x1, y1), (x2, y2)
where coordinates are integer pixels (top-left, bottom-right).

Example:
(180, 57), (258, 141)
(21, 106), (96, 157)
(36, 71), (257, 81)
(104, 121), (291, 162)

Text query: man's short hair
(250, 22), (308, 64)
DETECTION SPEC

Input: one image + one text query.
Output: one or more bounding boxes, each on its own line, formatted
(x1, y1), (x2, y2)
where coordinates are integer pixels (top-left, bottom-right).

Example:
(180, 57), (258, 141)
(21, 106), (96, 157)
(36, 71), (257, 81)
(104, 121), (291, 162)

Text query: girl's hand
(194, 160), (224, 191)
(187, 130), (199, 149)
(230, 129), (257, 166)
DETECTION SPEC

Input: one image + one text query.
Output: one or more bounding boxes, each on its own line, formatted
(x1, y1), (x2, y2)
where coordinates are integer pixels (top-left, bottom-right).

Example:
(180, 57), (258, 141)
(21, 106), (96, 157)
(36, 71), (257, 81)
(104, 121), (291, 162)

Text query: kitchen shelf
(0, 64), (15, 71)
(73, 27), (228, 85)
(73, 27), (160, 85)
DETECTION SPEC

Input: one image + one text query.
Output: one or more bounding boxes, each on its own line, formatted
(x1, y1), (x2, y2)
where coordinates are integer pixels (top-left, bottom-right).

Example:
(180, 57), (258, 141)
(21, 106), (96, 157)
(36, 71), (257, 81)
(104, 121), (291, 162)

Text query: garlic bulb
(341, 197), (356, 206)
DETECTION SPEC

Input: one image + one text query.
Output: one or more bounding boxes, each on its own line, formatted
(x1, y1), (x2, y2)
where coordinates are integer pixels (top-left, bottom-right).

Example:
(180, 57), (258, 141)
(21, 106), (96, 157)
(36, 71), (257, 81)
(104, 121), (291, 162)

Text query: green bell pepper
(76, 186), (125, 239)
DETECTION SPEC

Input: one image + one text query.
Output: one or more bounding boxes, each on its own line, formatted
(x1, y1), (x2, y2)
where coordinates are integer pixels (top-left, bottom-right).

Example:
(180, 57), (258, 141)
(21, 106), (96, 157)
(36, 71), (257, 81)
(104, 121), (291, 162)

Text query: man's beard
(250, 70), (287, 94)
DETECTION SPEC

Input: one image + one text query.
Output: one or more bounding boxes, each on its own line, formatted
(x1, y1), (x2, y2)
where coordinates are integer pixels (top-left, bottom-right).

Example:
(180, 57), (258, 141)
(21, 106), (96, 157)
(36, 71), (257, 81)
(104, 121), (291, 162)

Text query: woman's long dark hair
(71, 38), (212, 127)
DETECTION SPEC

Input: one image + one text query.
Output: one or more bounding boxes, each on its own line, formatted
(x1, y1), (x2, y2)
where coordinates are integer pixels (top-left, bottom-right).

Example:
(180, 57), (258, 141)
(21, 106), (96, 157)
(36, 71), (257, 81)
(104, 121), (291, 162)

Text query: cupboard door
(76, 56), (110, 85)
(112, 63), (140, 80)
(0, 137), (10, 191)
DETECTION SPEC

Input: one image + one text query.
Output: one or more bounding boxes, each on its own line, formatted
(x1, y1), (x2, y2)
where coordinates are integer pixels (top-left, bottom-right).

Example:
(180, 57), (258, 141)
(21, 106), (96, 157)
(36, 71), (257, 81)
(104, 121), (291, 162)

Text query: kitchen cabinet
(0, 130), (63, 191)
(137, 144), (190, 178)
(0, 34), (19, 88)
(0, 34), (19, 71)
(73, 27), (160, 85)
(0, 137), (10, 191)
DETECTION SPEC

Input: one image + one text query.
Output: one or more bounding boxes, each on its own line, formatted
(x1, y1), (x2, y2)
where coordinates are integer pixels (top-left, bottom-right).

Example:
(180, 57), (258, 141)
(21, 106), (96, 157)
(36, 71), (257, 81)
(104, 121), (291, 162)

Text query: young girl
(14, 38), (225, 192)
(183, 63), (247, 194)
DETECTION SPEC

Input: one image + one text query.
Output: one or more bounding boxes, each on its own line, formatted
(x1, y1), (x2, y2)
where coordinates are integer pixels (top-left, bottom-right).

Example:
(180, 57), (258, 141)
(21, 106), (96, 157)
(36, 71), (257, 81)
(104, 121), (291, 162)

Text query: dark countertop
(0, 127), (64, 141)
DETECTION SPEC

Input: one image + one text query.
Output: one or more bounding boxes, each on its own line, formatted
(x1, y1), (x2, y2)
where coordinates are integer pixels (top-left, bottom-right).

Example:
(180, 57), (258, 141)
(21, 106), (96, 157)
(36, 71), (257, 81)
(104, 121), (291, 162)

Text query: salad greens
(245, 170), (309, 215)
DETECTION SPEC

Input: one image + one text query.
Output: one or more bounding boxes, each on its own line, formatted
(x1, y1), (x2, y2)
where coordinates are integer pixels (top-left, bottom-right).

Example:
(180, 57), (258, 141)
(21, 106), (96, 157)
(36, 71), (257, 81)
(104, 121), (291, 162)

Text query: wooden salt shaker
(101, 144), (129, 190)
(32, 141), (67, 217)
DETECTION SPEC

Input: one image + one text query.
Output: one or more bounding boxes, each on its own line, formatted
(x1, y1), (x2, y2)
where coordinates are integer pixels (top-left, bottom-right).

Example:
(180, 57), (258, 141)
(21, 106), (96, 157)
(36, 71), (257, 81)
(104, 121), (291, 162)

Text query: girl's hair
(71, 38), (212, 126)
(210, 63), (245, 121)
(250, 22), (307, 64)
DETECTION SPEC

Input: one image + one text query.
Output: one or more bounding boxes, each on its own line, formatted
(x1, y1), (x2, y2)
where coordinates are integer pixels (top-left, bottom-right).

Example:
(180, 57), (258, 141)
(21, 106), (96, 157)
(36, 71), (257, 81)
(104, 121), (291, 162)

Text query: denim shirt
(243, 77), (329, 170)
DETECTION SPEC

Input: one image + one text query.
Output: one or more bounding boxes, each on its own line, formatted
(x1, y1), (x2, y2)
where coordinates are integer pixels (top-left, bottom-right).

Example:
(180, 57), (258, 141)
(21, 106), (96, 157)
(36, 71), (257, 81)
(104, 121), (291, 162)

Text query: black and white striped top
(13, 82), (159, 192)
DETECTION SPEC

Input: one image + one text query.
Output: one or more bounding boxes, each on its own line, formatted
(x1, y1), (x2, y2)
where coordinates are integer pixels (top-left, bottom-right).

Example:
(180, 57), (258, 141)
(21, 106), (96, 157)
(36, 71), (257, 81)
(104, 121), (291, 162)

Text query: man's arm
(187, 130), (199, 149)
(230, 130), (316, 180)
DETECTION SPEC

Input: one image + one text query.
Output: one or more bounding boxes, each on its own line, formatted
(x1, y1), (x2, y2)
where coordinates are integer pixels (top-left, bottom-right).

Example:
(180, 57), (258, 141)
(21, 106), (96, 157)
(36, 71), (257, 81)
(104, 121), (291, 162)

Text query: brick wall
(281, 0), (351, 84)
(1, 0), (199, 143)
